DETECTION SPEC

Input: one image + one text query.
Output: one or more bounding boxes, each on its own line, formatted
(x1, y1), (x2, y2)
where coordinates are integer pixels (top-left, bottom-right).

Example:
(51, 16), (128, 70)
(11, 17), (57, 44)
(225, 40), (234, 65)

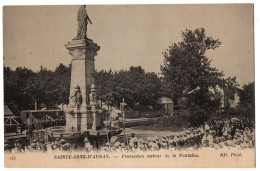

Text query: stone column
(65, 38), (100, 131)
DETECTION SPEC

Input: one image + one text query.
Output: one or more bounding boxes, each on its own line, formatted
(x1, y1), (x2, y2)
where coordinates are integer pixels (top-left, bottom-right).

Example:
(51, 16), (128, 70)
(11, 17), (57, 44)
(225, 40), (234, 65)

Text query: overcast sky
(3, 4), (254, 86)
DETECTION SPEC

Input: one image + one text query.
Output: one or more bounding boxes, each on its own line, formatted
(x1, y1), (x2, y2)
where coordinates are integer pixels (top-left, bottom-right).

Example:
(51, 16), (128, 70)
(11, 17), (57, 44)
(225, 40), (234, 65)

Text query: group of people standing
(101, 117), (255, 152)
(5, 117), (254, 153)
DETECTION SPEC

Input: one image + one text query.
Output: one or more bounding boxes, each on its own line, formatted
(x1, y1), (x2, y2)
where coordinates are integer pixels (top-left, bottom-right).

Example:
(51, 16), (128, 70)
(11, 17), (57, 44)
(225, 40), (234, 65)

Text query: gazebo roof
(4, 105), (13, 116)
(157, 97), (173, 104)
(4, 105), (22, 126)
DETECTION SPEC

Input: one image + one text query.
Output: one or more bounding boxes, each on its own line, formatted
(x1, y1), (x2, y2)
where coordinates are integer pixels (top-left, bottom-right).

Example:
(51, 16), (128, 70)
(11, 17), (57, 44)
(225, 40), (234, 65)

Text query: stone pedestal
(66, 39), (100, 110)
(81, 113), (88, 131)
(65, 38), (101, 132)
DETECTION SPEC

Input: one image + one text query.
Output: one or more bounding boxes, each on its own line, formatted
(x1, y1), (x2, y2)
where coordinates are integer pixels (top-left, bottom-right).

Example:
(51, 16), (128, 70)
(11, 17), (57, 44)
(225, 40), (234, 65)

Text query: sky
(3, 4), (254, 86)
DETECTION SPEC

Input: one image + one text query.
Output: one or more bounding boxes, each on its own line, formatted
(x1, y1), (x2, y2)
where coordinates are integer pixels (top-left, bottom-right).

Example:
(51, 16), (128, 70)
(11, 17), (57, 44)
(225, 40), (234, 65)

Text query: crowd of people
(5, 137), (75, 153)
(4, 117), (255, 153)
(102, 117), (255, 152)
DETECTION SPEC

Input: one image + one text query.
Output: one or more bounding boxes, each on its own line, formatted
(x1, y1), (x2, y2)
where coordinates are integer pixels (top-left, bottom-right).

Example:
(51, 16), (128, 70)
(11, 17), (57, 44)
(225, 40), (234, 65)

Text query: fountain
(47, 5), (122, 149)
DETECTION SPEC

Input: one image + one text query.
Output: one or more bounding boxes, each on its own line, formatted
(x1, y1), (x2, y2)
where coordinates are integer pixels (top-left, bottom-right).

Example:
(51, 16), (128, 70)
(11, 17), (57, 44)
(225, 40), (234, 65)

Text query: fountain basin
(46, 126), (122, 148)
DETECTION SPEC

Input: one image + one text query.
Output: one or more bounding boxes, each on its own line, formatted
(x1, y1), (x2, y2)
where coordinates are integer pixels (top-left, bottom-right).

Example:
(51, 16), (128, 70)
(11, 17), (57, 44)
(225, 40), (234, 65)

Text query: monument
(65, 5), (101, 132)
(47, 5), (121, 147)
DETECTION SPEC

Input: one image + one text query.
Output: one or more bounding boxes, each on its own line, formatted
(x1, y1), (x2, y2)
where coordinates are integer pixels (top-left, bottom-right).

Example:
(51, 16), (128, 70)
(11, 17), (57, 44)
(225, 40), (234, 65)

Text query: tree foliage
(4, 64), (71, 111)
(4, 27), (250, 123)
(239, 82), (254, 108)
(94, 66), (162, 109)
(4, 67), (35, 111)
(4, 64), (161, 112)
(231, 82), (255, 120)
(160, 28), (224, 125)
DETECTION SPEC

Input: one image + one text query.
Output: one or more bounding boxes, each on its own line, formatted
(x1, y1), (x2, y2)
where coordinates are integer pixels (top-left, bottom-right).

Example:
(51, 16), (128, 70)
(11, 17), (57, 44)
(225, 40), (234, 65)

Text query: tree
(26, 66), (57, 109)
(93, 69), (114, 107)
(54, 64), (71, 105)
(223, 76), (240, 88)
(30, 64), (71, 109)
(239, 82), (254, 107)
(236, 82), (255, 119)
(4, 64), (71, 111)
(4, 66), (35, 111)
(160, 28), (223, 125)
(94, 66), (162, 110)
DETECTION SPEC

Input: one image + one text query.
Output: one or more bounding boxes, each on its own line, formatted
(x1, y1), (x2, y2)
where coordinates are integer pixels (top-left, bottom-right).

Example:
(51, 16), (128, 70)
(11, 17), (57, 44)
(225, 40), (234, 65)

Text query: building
(4, 105), (22, 133)
(157, 97), (174, 114)
(223, 87), (240, 109)
(20, 110), (65, 129)
(215, 85), (240, 109)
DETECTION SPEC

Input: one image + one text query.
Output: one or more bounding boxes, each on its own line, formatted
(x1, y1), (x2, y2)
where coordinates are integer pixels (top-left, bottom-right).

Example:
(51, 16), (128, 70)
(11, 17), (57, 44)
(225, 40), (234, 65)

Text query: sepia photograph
(2, 3), (255, 168)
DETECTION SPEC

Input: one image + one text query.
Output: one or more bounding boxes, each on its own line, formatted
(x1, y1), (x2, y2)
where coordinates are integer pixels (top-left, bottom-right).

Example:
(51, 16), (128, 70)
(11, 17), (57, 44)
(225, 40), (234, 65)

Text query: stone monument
(47, 5), (122, 148)
(65, 5), (101, 132)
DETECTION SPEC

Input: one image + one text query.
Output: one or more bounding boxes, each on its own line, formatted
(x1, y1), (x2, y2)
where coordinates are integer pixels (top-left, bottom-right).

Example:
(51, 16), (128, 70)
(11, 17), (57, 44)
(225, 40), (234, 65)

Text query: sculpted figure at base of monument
(89, 84), (97, 106)
(68, 85), (82, 109)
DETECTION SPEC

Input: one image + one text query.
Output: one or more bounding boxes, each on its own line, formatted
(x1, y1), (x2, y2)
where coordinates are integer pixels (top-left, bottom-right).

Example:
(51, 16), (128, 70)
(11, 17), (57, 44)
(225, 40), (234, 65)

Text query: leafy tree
(26, 66), (56, 109)
(235, 82), (254, 119)
(54, 64), (71, 105)
(4, 64), (71, 111)
(31, 65), (71, 109)
(160, 28), (224, 125)
(113, 66), (161, 109)
(4, 66), (35, 111)
(94, 66), (162, 110)
(239, 82), (254, 108)
(224, 76), (240, 88)
(93, 69), (114, 108)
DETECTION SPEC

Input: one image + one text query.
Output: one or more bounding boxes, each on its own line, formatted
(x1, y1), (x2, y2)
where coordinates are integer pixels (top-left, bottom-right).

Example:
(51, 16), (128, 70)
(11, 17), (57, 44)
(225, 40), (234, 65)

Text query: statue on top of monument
(73, 5), (92, 40)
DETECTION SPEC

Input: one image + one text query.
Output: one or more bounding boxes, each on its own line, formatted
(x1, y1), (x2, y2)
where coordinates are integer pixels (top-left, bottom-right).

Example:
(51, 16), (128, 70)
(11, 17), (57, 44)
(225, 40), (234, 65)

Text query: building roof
(157, 97), (173, 104)
(4, 105), (13, 116)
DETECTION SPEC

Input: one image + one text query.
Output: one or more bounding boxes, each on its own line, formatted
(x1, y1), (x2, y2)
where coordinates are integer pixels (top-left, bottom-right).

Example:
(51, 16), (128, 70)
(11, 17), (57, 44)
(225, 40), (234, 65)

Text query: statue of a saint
(73, 5), (92, 40)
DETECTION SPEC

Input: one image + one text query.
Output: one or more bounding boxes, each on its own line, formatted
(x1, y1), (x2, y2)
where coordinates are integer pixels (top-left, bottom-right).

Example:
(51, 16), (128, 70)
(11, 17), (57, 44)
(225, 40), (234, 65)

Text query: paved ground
(125, 127), (176, 137)
(111, 127), (178, 143)
(109, 117), (178, 141)
(121, 117), (162, 123)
